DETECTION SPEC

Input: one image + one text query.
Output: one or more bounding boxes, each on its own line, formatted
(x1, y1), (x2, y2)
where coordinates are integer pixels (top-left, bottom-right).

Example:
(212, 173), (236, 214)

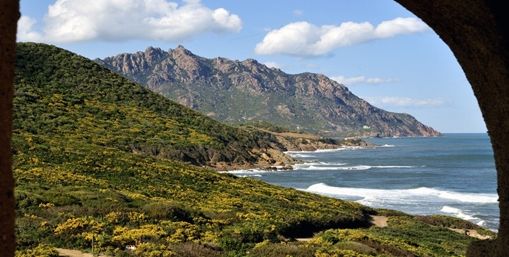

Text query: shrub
(143, 202), (194, 222)
(248, 242), (316, 257)
(16, 244), (59, 257)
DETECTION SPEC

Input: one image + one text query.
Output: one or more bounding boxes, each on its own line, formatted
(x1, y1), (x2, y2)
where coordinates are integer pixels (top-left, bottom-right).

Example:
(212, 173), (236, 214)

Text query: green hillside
(14, 42), (294, 169)
(13, 43), (491, 257)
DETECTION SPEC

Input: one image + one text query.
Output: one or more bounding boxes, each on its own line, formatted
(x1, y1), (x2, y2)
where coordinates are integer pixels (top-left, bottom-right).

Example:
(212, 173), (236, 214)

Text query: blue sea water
(228, 133), (499, 230)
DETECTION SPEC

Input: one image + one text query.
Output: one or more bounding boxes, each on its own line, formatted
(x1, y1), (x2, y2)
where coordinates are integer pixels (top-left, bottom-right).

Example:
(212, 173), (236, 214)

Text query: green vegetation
(247, 213), (496, 257)
(14, 42), (286, 167)
(311, 215), (482, 257)
(238, 120), (295, 134)
(14, 43), (491, 256)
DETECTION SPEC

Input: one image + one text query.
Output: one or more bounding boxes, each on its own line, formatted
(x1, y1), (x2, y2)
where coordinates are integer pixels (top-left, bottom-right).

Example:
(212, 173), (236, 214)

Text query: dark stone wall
(395, 1), (509, 256)
(0, 1), (19, 256)
(0, 1), (507, 256)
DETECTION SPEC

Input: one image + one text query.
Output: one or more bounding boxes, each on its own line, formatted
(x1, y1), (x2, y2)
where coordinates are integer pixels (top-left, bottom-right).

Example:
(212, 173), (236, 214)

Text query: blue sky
(18, 0), (486, 133)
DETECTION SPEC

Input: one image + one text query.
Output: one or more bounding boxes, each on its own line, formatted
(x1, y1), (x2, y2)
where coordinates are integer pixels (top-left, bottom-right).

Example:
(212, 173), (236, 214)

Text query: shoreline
(210, 136), (375, 171)
(219, 136), (499, 232)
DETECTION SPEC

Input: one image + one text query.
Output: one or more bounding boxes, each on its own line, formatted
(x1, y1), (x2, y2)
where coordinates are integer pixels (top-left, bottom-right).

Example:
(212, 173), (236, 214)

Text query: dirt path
(448, 228), (493, 240)
(371, 215), (388, 228)
(56, 248), (110, 257)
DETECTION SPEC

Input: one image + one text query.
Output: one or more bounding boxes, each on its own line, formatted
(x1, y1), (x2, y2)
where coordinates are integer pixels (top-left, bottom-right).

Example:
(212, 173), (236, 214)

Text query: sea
(225, 133), (499, 231)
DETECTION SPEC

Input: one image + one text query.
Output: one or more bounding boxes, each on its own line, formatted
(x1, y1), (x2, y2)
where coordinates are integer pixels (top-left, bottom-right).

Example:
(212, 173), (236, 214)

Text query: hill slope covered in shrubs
(13, 43), (491, 257)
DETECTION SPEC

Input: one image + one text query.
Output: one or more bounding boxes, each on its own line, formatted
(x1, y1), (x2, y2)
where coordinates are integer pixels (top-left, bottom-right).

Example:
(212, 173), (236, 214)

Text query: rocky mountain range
(98, 46), (440, 137)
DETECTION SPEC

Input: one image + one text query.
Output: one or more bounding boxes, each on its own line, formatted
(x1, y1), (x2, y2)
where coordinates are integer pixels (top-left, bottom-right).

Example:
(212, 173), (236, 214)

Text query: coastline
(221, 134), (499, 231)
(212, 136), (374, 171)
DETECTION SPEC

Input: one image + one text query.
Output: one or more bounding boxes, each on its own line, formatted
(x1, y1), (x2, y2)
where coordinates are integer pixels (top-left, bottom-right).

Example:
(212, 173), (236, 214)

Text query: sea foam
(285, 146), (366, 155)
(298, 165), (371, 171)
(219, 169), (276, 175)
(293, 163), (416, 171)
(304, 183), (498, 204)
(441, 206), (487, 226)
(288, 153), (315, 158)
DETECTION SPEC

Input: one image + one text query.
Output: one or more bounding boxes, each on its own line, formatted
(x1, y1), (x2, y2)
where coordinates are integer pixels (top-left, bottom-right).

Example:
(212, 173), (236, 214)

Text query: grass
(14, 43), (491, 257)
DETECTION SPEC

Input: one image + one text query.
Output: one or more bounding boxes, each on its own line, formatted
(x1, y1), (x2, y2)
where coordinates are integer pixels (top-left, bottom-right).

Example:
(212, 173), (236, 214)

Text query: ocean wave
(293, 162), (347, 169)
(286, 148), (348, 154)
(219, 169), (276, 175)
(285, 146), (366, 154)
(409, 187), (498, 203)
(379, 144), (395, 148)
(440, 206), (487, 226)
(298, 165), (371, 171)
(303, 183), (498, 204)
(288, 153), (315, 158)
(294, 164), (417, 171)
(237, 174), (263, 178)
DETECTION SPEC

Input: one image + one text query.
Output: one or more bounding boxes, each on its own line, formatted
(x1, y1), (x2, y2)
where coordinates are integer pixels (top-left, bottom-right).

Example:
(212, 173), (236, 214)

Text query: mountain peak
(173, 45), (194, 55)
(242, 58), (259, 64)
(143, 46), (165, 63)
(144, 46), (163, 54)
(99, 47), (440, 137)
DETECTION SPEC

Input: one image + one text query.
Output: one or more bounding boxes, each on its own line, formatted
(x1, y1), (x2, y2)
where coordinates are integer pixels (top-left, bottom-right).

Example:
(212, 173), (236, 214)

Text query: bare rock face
(98, 47), (439, 137)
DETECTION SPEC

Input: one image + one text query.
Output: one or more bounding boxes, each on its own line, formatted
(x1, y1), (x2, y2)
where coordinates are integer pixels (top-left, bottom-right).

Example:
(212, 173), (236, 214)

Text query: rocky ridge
(98, 46), (440, 137)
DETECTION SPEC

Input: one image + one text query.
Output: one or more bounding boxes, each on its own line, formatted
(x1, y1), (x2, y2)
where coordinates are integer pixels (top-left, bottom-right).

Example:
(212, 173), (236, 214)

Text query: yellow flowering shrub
(314, 249), (371, 257)
(112, 224), (166, 245)
(54, 217), (104, 236)
(134, 242), (175, 257)
(105, 211), (122, 224)
(165, 222), (201, 243)
(15, 244), (59, 257)
(127, 211), (147, 223)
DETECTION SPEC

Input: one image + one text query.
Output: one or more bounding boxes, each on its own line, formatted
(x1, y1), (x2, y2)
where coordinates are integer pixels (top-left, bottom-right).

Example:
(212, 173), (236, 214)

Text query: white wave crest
(288, 153), (315, 158)
(379, 144), (395, 148)
(410, 187), (498, 203)
(294, 164), (416, 171)
(441, 206), (477, 221)
(315, 146), (366, 152)
(299, 165), (371, 171)
(219, 169), (275, 175)
(304, 183), (498, 204)
(237, 174), (263, 178)
(293, 162), (347, 169)
(440, 206), (487, 226)
(285, 146), (366, 154)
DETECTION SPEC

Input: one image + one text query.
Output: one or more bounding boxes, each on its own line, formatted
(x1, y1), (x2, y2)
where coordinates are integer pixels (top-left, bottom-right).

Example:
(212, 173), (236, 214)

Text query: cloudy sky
(18, 0), (486, 133)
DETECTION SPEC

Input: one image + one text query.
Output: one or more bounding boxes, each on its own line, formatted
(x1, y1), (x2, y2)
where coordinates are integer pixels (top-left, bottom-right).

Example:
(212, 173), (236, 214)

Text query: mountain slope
(14, 43), (302, 169)
(13, 42), (369, 255)
(98, 46), (440, 137)
(14, 43), (490, 257)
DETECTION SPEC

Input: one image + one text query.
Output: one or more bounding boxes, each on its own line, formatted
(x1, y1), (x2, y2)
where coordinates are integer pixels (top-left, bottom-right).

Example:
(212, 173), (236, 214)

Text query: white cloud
(17, 16), (43, 42)
(255, 17), (429, 56)
(263, 61), (280, 69)
(366, 96), (445, 107)
(331, 75), (395, 85)
(17, 0), (242, 43)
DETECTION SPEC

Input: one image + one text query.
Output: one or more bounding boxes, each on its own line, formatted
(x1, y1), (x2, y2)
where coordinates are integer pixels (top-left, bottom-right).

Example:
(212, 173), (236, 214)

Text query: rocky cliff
(98, 46), (440, 137)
